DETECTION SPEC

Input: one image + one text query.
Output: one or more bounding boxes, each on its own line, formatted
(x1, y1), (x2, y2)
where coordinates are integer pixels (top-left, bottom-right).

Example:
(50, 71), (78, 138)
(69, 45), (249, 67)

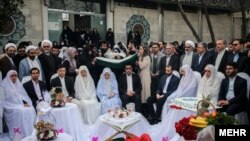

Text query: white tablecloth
(90, 112), (151, 140)
(150, 109), (195, 141)
(21, 133), (73, 141)
(51, 103), (89, 141)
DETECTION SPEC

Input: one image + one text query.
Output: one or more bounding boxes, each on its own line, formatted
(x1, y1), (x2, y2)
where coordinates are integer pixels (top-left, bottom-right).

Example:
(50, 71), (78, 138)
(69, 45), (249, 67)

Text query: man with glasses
(228, 39), (247, 72)
(38, 40), (59, 89)
(118, 64), (142, 112)
(0, 42), (17, 78)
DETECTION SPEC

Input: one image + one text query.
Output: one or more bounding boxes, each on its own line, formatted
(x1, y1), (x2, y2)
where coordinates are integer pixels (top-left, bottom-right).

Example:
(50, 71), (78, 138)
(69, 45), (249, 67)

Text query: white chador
(74, 66), (101, 124)
(2, 70), (36, 139)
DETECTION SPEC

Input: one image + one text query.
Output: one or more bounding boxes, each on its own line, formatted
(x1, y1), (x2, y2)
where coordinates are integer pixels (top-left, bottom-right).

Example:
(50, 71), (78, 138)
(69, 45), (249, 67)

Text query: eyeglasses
(232, 44), (239, 46)
(43, 46), (50, 48)
(10, 74), (18, 77)
(125, 68), (132, 70)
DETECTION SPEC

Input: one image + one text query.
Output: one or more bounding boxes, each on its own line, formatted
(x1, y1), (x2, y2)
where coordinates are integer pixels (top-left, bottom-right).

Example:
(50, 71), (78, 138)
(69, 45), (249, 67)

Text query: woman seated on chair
(2, 70), (36, 139)
(196, 64), (224, 101)
(74, 66), (101, 124)
(97, 67), (122, 114)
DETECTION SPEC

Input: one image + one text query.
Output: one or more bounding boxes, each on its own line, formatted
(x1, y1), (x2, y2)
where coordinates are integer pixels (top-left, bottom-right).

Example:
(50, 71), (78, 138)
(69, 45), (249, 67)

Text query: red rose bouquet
(175, 115), (198, 140)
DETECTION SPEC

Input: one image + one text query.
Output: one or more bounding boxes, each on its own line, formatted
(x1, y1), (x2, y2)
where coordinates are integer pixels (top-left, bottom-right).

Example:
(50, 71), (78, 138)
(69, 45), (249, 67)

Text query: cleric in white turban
(25, 45), (37, 54)
(4, 43), (17, 51)
(180, 40), (196, 67)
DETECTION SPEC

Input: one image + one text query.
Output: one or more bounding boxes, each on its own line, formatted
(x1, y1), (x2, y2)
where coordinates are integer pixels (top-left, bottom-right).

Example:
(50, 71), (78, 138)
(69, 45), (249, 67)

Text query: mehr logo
(219, 129), (246, 136)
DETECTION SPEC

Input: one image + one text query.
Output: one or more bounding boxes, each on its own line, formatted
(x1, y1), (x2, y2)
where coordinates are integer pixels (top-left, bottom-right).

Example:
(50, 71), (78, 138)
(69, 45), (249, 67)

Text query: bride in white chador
(2, 70), (36, 139)
(196, 64), (224, 100)
(74, 65), (101, 124)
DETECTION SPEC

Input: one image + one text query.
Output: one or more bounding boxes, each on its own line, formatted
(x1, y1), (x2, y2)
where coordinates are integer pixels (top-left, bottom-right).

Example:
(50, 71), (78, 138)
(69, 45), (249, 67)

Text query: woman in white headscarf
(62, 47), (78, 78)
(2, 70), (36, 139)
(74, 66), (101, 124)
(97, 67), (122, 114)
(0, 71), (3, 133)
(196, 64), (224, 100)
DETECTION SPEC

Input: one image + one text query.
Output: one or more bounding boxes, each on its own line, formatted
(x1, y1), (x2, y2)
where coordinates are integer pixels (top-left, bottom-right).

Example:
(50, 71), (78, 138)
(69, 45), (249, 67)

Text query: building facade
(0, 0), (250, 50)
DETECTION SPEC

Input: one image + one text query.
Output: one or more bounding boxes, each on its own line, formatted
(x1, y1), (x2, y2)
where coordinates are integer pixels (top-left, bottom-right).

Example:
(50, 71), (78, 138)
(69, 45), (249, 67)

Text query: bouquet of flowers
(175, 115), (198, 140)
(34, 120), (57, 140)
(175, 111), (237, 140)
(50, 87), (65, 107)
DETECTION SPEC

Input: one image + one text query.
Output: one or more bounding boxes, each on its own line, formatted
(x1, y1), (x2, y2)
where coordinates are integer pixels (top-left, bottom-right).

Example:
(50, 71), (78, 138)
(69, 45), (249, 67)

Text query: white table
(90, 112), (151, 140)
(51, 103), (89, 141)
(21, 133), (73, 141)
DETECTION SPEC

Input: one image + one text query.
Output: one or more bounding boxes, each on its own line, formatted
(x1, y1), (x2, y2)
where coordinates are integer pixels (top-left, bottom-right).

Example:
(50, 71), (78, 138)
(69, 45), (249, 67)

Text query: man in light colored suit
(19, 45), (45, 81)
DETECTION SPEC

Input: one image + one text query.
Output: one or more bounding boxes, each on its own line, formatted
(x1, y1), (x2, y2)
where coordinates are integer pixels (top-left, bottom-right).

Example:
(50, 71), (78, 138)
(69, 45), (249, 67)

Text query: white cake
(171, 97), (218, 111)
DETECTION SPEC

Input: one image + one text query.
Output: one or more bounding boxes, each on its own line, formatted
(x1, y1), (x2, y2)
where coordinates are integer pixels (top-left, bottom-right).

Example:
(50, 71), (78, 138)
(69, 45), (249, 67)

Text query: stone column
(106, 0), (114, 31)
(198, 8), (203, 41)
(158, 3), (164, 41)
(41, 0), (49, 39)
(68, 14), (75, 31)
(230, 13), (234, 41)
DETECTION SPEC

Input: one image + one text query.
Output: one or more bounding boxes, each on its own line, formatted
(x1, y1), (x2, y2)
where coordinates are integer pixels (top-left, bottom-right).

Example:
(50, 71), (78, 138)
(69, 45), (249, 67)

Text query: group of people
(0, 36), (250, 140)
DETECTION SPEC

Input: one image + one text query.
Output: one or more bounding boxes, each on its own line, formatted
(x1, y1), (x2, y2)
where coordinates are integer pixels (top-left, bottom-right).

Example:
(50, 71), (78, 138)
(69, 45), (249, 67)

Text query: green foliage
(206, 112), (238, 125)
(0, 0), (24, 17)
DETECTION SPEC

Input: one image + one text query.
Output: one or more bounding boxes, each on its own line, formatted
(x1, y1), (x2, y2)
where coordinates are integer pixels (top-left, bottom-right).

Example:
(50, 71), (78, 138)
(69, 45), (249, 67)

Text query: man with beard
(218, 62), (248, 116)
(0, 43), (17, 78)
(13, 41), (28, 71)
(19, 45), (45, 81)
(38, 40), (58, 89)
(146, 65), (180, 124)
(23, 67), (47, 108)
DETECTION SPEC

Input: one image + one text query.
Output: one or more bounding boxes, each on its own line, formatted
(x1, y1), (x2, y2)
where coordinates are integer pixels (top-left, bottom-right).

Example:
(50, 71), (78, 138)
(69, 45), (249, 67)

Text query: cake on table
(171, 97), (218, 111)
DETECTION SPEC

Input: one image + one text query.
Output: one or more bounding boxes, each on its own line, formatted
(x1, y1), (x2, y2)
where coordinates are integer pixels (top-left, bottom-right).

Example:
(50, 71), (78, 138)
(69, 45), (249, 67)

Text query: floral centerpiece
(50, 87), (65, 107)
(175, 99), (237, 140)
(175, 112), (237, 140)
(35, 120), (57, 140)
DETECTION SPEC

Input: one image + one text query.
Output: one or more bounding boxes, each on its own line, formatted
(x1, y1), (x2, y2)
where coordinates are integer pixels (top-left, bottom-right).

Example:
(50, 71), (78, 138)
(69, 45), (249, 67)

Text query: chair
(50, 73), (58, 82)
(21, 76), (31, 84)
(235, 72), (250, 125)
(172, 70), (180, 78)
(217, 71), (225, 80)
(193, 71), (201, 83)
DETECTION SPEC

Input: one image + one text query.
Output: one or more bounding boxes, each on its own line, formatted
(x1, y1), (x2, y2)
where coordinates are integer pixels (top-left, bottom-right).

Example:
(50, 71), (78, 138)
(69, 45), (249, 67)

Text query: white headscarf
(162, 65), (198, 118)
(196, 64), (223, 100)
(74, 66), (96, 100)
(2, 70), (32, 107)
(97, 68), (118, 101)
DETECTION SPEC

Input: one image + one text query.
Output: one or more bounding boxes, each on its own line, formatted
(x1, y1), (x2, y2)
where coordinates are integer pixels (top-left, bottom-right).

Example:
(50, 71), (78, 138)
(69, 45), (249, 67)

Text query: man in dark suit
(38, 40), (59, 90)
(0, 43), (17, 78)
(211, 39), (231, 74)
(50, 64), (75, 98)
(147, 65), (180, 123)
(228, 39), (247, 72)
(159, 43), (180, 76)
(218, 62), (248, 116)
(23, 67), (47, 108)
(192, 42), (212, 74)
(118, 64), (142, 112)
